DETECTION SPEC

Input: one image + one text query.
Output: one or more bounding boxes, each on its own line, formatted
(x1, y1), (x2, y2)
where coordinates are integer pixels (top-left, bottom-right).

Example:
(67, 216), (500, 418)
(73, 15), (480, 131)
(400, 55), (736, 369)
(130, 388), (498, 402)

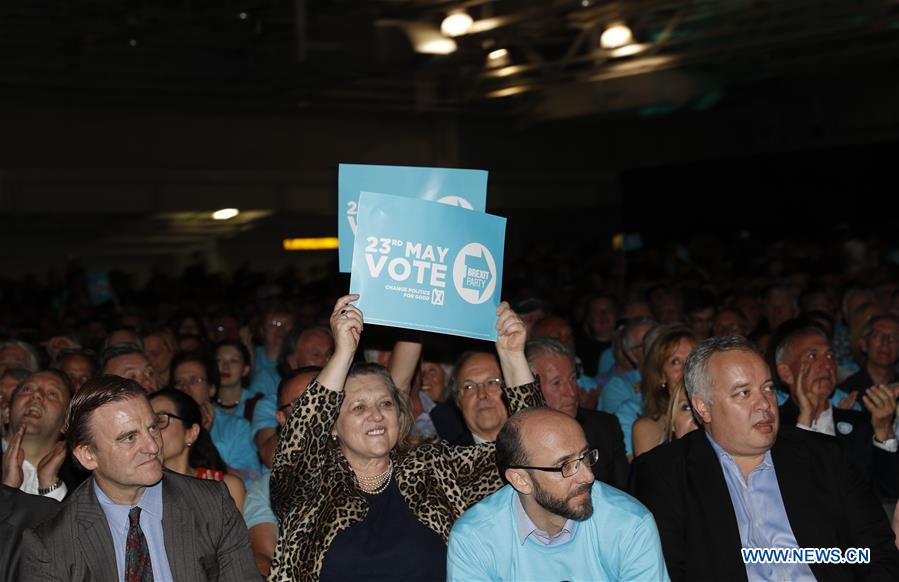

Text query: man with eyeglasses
(446, 352), (509, 445)
(171, 352), (260, 482)
(447, 407), (668, 581)
(772, 319), (899, 501)
(839, 314), (899, 401)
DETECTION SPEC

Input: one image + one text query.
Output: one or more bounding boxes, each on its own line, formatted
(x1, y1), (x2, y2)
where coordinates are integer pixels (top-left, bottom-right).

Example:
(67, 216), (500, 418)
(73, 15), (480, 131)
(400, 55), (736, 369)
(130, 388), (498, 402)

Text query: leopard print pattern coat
(268, 378), (544, 581)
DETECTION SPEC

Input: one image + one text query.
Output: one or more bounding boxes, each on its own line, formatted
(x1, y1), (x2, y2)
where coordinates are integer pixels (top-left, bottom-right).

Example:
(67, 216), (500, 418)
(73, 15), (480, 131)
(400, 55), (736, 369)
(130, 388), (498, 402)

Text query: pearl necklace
(353, 460), (393, 495)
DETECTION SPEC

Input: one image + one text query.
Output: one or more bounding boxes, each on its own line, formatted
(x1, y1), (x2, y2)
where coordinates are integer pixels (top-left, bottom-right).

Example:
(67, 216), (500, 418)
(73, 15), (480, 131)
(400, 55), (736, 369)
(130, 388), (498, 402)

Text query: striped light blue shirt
(706, 434), (815, 582)
(95, 479), (174, 582)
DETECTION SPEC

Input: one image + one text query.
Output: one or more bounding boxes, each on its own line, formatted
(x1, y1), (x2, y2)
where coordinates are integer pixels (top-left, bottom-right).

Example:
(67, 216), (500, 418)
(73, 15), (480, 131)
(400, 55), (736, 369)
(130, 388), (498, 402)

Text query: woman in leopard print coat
(268, 295), (543, 581)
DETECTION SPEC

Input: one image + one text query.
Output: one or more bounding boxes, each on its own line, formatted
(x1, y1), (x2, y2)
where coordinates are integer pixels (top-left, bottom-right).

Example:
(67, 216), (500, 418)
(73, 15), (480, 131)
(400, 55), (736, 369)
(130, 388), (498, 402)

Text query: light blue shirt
(243, 470), (277, 534)
(597, 347), (616, 376)
(597, 369), (641, 415)
(251, 345), (278, 386)
(513, 492), (575, 546)
(95, 479), (174, 582)
(210, 408), (260, 482)
(597, 369), (642, 455)
(706, 434), (815, 582)
(412, 391), (438, 439)
(448, 482), (669, 582)
(250, 394), (279, 438)
(249, 367), (280, 399)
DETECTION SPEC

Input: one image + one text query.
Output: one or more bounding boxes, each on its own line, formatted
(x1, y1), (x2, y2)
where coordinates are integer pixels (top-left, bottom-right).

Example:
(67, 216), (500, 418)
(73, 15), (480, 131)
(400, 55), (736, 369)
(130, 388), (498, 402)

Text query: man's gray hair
(0, 340), (40, 372)
(622, 316), (657, 351)
(773, 325), (828, 365)
(525, 338), (575, 376)
(684, 336), (760, 404)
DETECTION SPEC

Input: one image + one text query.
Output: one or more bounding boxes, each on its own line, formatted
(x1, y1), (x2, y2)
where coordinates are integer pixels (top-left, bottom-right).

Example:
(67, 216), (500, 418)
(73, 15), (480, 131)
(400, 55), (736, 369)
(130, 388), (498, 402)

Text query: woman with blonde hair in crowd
(632, 324), (698, 457)
(664, 380), (699, 442)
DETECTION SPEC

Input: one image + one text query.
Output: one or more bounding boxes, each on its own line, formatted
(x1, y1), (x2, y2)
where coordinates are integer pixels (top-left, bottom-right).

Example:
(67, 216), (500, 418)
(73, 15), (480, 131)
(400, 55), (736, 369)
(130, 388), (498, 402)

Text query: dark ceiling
(2, 1), (899, 277)
(2, 0), (898, 119)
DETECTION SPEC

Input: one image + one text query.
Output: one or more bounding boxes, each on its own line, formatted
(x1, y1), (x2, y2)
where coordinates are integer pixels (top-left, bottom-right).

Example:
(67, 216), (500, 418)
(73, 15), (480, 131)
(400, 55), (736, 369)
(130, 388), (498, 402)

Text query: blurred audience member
(56, 349), (97, 392)
(575, 295), (617, 377)
(596, 316), (656, 457)
(840, 314), (899, 399)
(632, 325), (698, 457)
(142, 327), (176, 388)
(772, 321), (899, 500)
(245, 367), (319, 577)
(101, 345), (159, 393)
(532, 314), (598, 408)
(149, 388), (246, 511)
(712, 308), (749, 338)
(684, 289), (716, 340)
(171, 352), (260, 481)
(526, 338), (628, 490)
(0, 340), (40, 374)
(2, 370), (74, 501)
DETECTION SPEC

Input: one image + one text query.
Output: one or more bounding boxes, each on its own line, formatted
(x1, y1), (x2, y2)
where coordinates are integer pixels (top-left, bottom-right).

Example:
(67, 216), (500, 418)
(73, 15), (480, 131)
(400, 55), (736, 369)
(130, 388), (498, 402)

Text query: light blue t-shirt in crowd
(251, 345), (278, 387)
(249, 367), (280, 400)
(251, 394), (279, 439)
(447, 482), (669, 582)
(597, 369), (642, 456)
(243, 470), (277, 535)
(210, 409), (260, 482)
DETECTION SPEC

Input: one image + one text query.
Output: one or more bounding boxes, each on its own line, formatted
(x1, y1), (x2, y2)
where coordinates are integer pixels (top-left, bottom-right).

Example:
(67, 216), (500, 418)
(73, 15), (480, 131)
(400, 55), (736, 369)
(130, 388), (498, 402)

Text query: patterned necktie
(125, 506), (154, 582)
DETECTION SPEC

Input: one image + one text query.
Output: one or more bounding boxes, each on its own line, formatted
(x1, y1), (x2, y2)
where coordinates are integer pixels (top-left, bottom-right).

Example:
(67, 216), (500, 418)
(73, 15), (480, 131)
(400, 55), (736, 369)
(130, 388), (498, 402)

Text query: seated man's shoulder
(452, 485), (512, 533)
(634, 430), (693, 466)
(576, 407), (618, 428)
(592, 482), (653, 523)
(26, 479), (94, 542)
(778, 424), (847, 452)
(164, 470), (228, 501)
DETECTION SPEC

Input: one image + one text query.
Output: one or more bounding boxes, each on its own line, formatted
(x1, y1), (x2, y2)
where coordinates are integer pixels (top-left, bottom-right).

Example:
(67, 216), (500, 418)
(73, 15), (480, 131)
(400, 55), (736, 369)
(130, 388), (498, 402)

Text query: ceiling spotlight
(486, 48), (510, 67)
(600, 22), (633, 49)
(212, 208), (240, 220)
(238, 12), (248, 20)
(441, 10), (474, 37)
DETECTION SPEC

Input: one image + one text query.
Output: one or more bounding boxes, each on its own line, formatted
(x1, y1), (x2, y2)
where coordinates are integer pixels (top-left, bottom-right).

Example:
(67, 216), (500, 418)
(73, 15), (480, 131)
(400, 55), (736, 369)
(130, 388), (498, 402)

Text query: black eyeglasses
(509, 449), (599, 478)
(155, 412), (188, 429)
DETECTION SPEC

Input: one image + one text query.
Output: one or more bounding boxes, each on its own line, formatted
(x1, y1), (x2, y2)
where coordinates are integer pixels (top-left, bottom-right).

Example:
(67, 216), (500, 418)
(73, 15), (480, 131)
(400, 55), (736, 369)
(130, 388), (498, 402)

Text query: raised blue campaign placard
(338, 163), (488, 272)
(349, 191), (505, 341)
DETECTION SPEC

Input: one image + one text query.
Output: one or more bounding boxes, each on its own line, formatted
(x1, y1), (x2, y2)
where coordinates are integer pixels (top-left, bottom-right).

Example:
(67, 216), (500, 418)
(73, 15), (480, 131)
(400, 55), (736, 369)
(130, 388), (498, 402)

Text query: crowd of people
(2, 232), (899, 580)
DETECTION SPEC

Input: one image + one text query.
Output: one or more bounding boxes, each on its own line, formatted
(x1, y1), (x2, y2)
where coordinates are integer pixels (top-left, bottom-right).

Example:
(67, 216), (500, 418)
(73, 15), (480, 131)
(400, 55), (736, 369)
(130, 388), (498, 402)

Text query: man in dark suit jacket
(770, 320), (899, 499)
(0, 484), (59, 582)
(21, 375), (260, 582)
(633, 336), (899, 582)
(527, 338), (629, 490)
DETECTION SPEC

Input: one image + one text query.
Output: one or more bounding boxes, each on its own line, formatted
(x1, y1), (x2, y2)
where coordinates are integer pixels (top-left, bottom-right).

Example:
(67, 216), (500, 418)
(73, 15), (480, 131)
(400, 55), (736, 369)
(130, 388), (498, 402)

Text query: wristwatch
(37, 479), (63, 495)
